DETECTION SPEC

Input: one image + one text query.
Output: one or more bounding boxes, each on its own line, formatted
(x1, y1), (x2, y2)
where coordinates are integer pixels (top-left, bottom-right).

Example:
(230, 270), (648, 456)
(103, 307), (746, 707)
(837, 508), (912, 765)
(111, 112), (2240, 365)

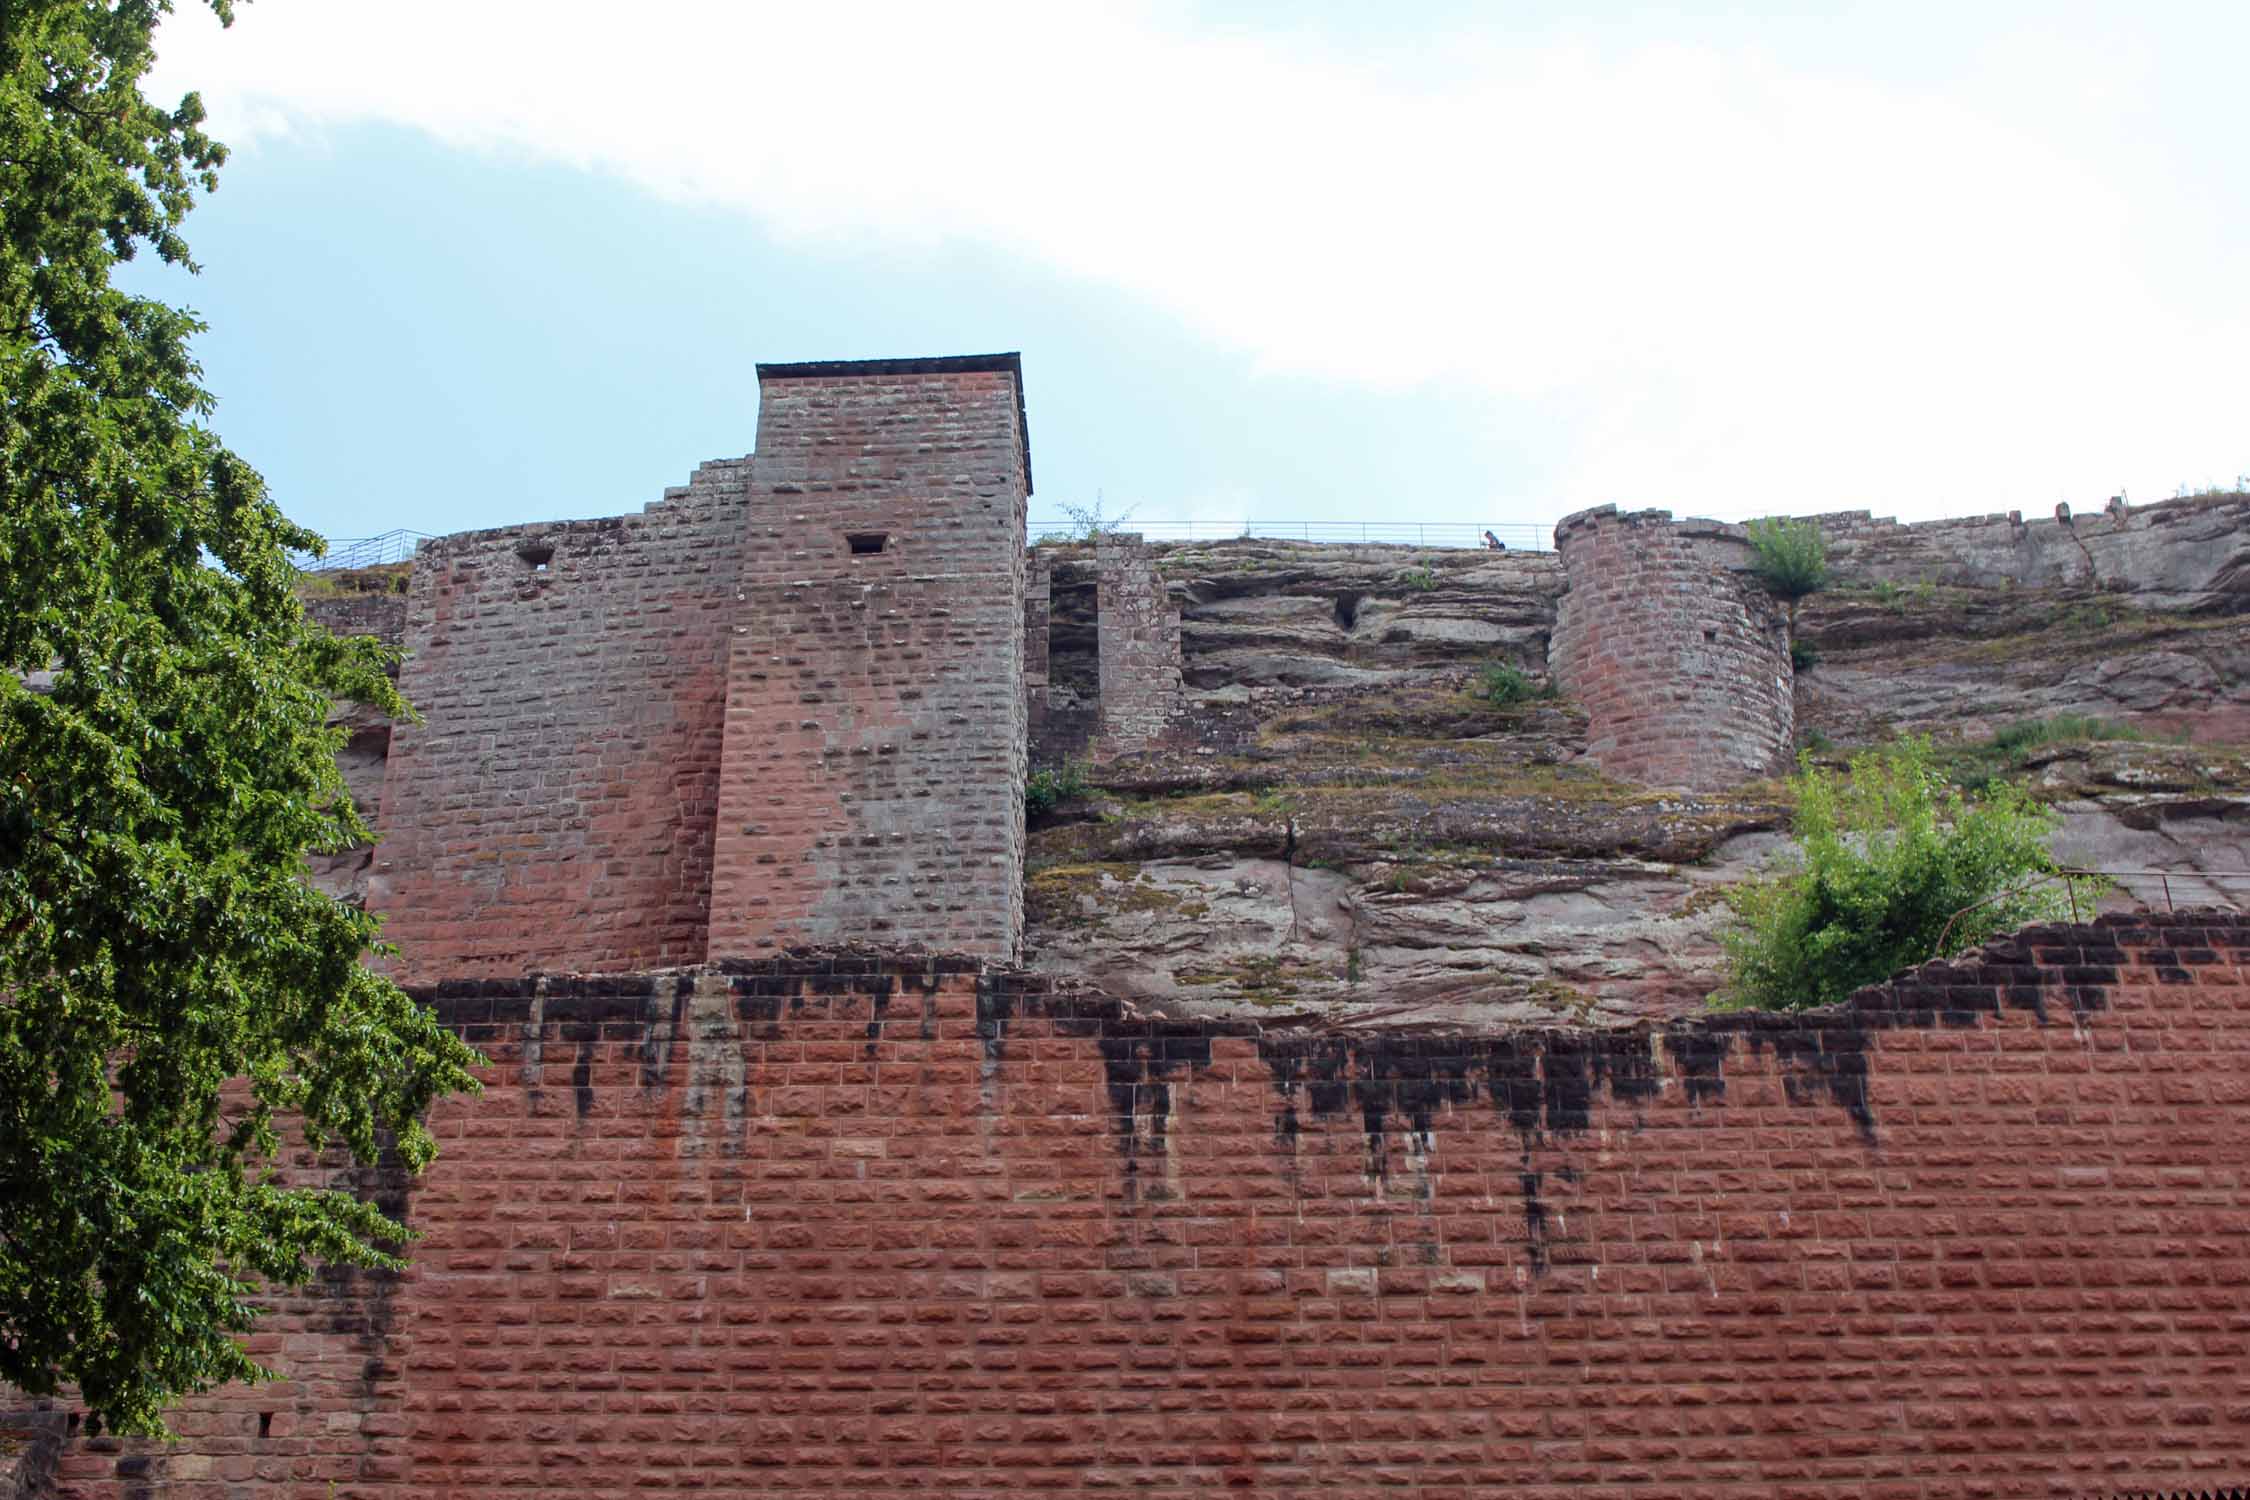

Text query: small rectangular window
(847, 532), (888, 556)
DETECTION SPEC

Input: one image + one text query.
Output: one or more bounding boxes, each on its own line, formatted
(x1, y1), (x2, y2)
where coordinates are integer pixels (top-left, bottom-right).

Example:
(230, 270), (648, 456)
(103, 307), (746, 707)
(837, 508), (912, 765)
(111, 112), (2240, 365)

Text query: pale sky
(140, 1), (2248, 545)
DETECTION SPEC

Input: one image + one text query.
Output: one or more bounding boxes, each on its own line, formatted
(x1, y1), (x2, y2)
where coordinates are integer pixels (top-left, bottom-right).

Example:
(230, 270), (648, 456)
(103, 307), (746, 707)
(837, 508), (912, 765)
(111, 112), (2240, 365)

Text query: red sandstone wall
(706, 356), (1030, 961)
(58, 915), (2250, 1498)
(300, 591), (407, 650)
(1552, 506), (1794, 790)
(1093, 532), (1183, 755)
(368, 465), (748, 980)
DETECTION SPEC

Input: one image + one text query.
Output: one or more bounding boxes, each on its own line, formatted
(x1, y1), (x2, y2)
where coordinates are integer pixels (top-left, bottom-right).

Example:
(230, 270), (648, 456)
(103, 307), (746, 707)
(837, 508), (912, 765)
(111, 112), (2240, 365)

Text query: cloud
(150, 2), (2247, 519)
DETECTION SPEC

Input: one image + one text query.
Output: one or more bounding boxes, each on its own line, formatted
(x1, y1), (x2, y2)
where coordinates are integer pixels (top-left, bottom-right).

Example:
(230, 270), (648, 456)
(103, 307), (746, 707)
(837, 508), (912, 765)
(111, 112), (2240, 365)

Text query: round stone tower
(1549, 506), (1794, 792)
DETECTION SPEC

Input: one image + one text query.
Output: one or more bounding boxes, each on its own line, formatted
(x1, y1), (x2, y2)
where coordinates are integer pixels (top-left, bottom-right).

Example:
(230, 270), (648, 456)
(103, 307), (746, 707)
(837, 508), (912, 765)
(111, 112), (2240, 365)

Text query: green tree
(1, 0), (481, 1434)
(1744, 515), (1828, 637)
(1715, 738), (2101, 1011)
(1053, 493), (1136, 541)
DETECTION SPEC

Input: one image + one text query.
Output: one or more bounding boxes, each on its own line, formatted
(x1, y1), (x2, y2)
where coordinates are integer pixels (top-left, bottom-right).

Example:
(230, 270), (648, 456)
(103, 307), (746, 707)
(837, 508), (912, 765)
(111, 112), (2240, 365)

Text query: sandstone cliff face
(1024, 539), (1787, 1024)
(1023, 496), (2250, 1026)
(1026, 675), (1790, 1026)
(1154, 540), (1558, 688)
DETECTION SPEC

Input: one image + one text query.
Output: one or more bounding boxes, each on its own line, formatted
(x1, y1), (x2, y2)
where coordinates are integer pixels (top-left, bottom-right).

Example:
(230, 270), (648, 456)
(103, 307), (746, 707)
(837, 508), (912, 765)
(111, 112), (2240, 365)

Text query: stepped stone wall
(366, 468), (750, 981)
(705, 357), (1031, 961)
(51, 914), (2250, 1498)
(358, 354), (1032, 978)
(1551, 505), (1794, 791)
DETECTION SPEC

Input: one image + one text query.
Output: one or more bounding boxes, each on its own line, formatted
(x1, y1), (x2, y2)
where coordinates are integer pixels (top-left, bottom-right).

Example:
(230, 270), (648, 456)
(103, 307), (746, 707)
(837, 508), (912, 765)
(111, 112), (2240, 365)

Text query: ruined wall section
(57, 915), (2250, 1498)
(1093, 532), (1183, 754)
(297, 589), (409, 911)
(368, 463), (750, 980)
(1551, 505), (1792, 791)
(1814, 490), (2250, 612)
(1023, 546), (1051, 753)
(1029, 548), (1099, 765)
(300, 590), (407, 649)
(706, 356), (1030, 961)
(1149, 538), (1562, 691)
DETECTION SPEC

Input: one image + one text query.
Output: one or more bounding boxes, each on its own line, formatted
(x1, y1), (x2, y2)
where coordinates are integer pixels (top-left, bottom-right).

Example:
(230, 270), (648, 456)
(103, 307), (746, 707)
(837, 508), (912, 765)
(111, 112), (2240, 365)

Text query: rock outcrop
(1020, 493), (2250, 1025)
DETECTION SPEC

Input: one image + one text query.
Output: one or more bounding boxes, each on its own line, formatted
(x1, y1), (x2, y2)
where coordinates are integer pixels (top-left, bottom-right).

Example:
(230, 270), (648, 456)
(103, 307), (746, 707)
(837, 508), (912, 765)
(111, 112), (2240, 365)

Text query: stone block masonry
(367, 462), (749, 982)
(1023, 545), (1053, 748)
(705, 355), (1032, 961)
(299, 590), (406, 649)
(1094, 531), (1183, 754)
(1027, 546), (1100, 764)
(0, 1410), (65, 1500)
(1552, 505), (1794, 791)
(55, 913), (2250, 1498)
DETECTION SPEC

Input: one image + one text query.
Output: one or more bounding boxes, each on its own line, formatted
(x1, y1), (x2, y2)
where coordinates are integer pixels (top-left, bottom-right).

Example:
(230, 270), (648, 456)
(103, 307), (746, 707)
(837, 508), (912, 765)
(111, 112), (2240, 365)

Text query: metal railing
(1026, 519), (1554, 551)
(290, 529), (430, 573)
(293, 521), (1546, 571)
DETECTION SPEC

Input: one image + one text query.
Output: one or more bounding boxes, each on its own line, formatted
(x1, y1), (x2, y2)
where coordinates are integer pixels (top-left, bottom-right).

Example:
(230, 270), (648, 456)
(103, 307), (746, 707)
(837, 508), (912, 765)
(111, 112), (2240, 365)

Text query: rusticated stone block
(52, 916), (2250, 1498)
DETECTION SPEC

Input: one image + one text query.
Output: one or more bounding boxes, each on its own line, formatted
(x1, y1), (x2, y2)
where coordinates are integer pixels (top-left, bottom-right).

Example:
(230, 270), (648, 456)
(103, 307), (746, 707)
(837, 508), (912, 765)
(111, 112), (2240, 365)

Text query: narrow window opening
(847, 532), (888, 556)
(257, 1412), (274, 1439)
(1333, 592), (1362, 630)
(516, 542), (555, 569)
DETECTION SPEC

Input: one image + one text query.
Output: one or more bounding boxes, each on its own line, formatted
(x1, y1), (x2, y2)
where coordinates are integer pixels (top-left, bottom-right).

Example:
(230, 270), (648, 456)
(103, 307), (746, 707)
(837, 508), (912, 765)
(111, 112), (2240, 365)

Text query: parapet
(1549, 505), (1793, 791)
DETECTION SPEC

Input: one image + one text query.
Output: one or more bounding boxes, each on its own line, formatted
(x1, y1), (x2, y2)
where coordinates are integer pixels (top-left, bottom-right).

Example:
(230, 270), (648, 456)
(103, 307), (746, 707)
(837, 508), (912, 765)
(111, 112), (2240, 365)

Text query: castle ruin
(32, 353), (2250, 1499)
(363, 355), (1819, 984)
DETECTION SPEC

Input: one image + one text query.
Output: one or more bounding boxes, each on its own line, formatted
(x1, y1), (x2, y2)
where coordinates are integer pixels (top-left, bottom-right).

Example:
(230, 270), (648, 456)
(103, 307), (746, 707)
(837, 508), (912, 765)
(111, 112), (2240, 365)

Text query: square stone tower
(705, 355), (1032, 960)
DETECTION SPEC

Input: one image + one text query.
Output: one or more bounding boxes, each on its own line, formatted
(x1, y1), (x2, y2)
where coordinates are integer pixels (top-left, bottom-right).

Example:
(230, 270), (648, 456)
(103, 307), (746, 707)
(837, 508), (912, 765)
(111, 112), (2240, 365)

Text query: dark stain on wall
(1663, 1027), (1731, 1108)
(1257, 1031), (1658, 1154)
(641, 973), (694, 1090)
(400, 927), (2158, 1284)
(1520, 1169), (1550, 1275)
(975, 974), (1010, 1065)
(1096, 1030), (1215, 1199)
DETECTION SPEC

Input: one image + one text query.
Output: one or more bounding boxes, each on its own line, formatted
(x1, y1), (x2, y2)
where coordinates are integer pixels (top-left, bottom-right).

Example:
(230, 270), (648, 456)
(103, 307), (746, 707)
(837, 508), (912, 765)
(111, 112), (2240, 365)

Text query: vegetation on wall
(1025, 759), (1091, 815)
(1035, 494), (1138, 543)
(1470, 660), (1558, 706)
(0, 0), (481, 1434)
(1715, 738), (2102, 1011)
(1745, 515), (1829, 637)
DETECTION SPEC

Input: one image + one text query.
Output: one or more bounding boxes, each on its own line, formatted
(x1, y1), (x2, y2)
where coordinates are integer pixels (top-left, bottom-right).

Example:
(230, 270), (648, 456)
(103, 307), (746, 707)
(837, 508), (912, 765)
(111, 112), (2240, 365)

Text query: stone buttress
(704, 355), (1032, 960)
